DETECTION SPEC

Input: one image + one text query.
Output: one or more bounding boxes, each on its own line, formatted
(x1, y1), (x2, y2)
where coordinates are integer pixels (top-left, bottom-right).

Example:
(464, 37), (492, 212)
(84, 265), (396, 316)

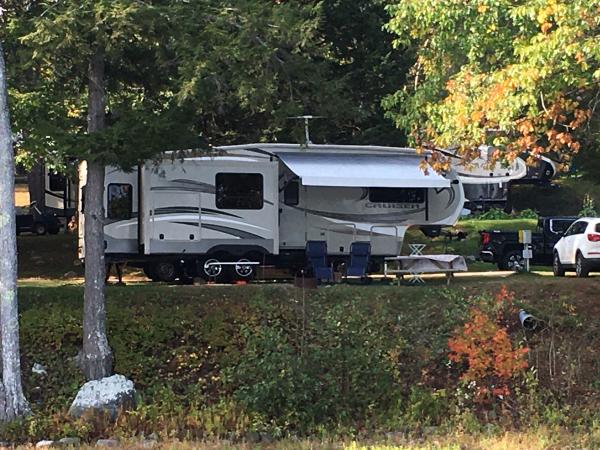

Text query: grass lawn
(17, 232), (83, 279)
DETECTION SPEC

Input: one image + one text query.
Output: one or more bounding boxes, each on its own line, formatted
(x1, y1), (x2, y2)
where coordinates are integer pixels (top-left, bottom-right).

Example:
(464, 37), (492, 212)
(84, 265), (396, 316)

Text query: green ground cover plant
(3, 277), (600, 445)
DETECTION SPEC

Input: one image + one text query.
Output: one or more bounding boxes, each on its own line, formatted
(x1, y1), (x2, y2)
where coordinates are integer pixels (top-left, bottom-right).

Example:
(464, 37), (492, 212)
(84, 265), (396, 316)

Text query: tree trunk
(0, 42), (30, 422)
(27, 161), (44, 208)
(81, 46), (113, 381)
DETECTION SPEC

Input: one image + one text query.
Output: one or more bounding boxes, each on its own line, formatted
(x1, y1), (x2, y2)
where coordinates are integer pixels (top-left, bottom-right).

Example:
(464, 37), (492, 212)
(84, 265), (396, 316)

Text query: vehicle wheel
(34, 222), (47, 236)
(575, 252), (590, 278)
(501, 250), (525, 272)
(234, 258), (256, 280)
(200, 258), (224, 281)
(154, 261), (178, 282)
(553, 252), (565, 277)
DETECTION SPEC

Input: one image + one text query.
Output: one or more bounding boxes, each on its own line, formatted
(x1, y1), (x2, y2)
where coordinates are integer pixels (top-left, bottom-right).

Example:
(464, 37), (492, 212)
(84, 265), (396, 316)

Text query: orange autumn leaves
(448, 287), (529, 403)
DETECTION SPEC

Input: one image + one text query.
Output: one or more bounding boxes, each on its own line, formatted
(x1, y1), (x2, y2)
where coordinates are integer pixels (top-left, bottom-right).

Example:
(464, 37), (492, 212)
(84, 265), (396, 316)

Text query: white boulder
(68, 374), (135, 420)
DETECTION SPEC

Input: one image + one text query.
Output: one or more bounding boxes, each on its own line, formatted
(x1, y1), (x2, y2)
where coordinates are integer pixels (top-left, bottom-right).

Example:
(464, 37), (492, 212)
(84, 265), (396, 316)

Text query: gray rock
(63, 271), (79, 279)
(69, 374), (135, 420)
(58, 437), (81, 447)
(95, 439), (119, 448)
(35, 441), (55, 448)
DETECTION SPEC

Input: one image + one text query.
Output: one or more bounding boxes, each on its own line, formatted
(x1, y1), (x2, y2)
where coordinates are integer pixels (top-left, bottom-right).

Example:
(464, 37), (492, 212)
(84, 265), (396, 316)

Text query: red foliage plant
(448, 287), (529, 403)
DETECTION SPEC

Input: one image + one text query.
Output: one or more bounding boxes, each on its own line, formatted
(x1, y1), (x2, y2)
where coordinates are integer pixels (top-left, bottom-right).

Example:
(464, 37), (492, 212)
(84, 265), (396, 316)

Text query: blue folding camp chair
(346, 241), (371, 279)
(305, 240), (334, 283)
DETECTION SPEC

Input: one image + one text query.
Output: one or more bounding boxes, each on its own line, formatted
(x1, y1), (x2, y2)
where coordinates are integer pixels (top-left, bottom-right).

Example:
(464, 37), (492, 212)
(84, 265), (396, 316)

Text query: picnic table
(383, 254), (468, 285)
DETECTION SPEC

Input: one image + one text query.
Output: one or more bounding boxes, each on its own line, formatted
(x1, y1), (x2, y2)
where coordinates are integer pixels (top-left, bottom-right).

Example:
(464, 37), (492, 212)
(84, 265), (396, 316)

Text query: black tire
(553, 252), (565, 277)
(501, 250), (525, 271)
(34, 222), (47, 236)
(576, 252), (590, 278)
(154, 261), (178, 282)
(233, 258), (256, 281)
(199, 256), (226, 282)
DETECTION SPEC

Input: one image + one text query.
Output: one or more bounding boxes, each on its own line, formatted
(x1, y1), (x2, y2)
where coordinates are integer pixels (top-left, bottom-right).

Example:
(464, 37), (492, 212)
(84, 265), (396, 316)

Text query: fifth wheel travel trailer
(78, 143), (465, 282)
(449, 146), (556, 211)
(27, 163), (78, 219)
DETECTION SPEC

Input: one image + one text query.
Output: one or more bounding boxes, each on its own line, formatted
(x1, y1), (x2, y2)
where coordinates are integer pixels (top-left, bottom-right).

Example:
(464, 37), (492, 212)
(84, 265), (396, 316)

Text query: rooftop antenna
(288, 115), (323, 146)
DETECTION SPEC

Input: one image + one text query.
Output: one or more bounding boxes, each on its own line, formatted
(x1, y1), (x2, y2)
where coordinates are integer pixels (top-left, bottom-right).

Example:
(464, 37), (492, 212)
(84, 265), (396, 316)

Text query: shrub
(470, 208), (538, 221)
(225, 300), (405, 432)
(448, 287), (529, 405)
(579, 193), (598, 217)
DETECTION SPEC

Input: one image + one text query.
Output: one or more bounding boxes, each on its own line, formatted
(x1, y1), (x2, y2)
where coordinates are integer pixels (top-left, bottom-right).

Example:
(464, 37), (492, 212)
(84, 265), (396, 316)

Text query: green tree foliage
(318, 0), (412, 145)
(3, 1), (409, 156)
(3, 1), (199, 170)
(384, 0), (600, 170)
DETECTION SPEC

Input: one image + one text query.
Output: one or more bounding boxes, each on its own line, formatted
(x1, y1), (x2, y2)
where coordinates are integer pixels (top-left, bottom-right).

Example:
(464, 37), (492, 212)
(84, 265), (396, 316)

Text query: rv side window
(48, 173), (66, 191)
(107, 183), (133, 220)
(284, 180), (299, 206)
(216, 173), (263, 210)
(368, 187), (425, 203)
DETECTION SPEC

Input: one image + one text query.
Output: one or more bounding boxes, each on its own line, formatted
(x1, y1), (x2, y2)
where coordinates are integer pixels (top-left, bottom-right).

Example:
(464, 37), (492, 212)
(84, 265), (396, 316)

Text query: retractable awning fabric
(277, 152), (450, 188)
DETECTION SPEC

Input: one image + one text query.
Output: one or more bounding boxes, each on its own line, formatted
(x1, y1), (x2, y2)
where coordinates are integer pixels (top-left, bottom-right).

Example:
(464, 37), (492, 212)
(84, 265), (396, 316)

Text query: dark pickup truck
(16, 203), (61, 235)
(479, 216), (578, 270)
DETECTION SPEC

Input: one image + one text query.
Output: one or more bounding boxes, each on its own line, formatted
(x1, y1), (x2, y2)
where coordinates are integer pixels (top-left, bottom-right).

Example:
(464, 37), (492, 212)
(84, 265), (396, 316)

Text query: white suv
(553, 218), (600, 277)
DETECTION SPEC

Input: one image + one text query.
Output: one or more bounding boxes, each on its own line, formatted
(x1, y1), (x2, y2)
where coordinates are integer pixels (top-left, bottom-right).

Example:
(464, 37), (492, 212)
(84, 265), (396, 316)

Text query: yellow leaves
(471, 110), (484, 122)
(477, 4), (488, 14)
(66, 106), (82, 119)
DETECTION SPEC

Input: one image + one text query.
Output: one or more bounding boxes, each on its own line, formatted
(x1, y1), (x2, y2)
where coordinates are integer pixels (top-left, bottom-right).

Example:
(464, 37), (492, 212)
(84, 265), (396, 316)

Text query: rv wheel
(154, 261), (177, 282)
(234, 259), (255, 279)
(202, 258), (223, 280)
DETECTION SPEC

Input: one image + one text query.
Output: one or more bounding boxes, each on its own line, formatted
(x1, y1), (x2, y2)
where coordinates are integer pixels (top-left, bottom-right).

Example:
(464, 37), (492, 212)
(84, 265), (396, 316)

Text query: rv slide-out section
(79, 144), (465, 282)
(140, 157), (279, 257)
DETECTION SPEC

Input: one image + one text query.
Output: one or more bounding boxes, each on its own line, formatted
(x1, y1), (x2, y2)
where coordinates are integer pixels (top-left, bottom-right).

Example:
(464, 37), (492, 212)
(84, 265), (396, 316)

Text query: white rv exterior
(450, 146), (556, 211)
(79, 144), (465, 280)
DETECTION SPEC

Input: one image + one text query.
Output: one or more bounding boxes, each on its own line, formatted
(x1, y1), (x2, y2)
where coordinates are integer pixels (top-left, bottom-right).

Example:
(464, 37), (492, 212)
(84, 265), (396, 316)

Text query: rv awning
(277, 152), (450, 188)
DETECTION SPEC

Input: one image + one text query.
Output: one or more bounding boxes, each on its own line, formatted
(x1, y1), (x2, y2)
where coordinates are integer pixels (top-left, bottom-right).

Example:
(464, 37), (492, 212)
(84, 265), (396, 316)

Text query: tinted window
(216, 173), (263, 210)
(596, 224), (600, 233)
(284, 180), (299, 206)
(566, 221), (588, 236)
(550, 219), (574, 234)
(107, 184), (133, 220)
(48, 173), (66, 191)
(369, 188), (425, 203)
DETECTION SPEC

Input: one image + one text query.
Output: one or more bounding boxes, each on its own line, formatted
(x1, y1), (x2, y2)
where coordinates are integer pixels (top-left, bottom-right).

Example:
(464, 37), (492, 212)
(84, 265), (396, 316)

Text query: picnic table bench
(383, 254), (468, 285)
